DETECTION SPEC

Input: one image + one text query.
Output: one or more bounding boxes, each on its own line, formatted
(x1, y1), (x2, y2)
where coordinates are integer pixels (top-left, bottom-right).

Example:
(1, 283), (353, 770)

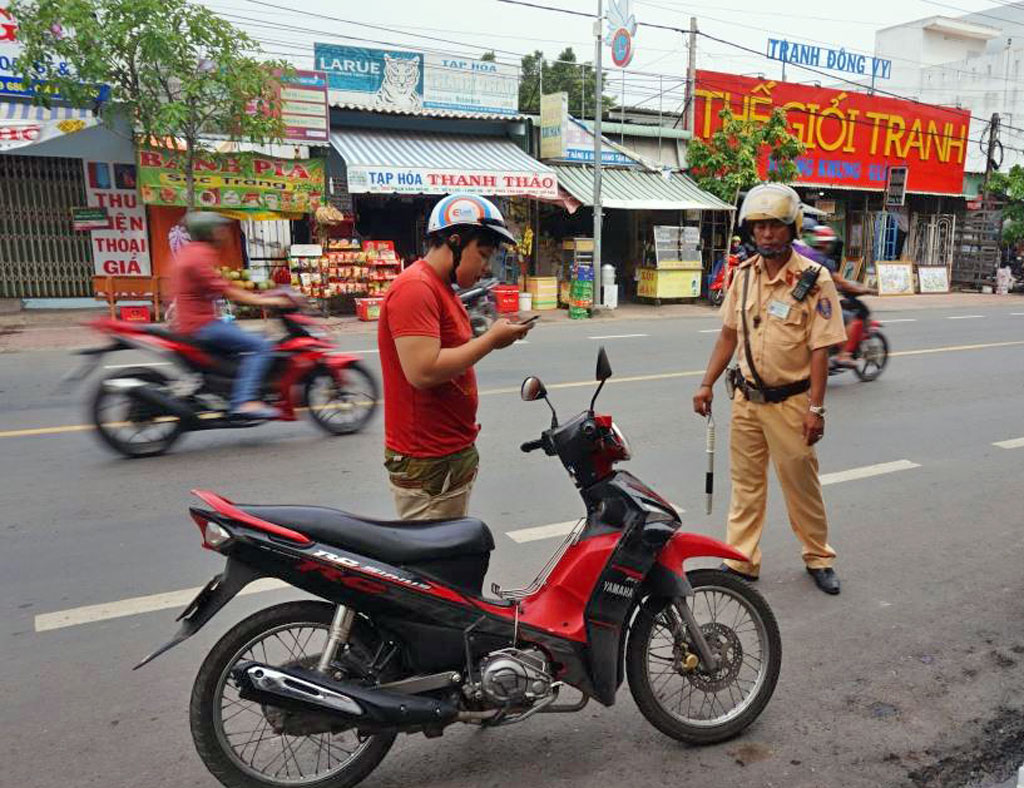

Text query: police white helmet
(738, 183), (803, 237)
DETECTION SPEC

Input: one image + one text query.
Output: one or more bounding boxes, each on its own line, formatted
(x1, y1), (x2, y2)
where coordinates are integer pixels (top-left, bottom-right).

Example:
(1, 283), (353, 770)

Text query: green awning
(551, 164), (734, 211)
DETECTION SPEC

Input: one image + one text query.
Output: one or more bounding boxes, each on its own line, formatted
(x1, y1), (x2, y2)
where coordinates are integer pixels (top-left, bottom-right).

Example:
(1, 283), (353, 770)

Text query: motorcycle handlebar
(520, 438), (545, 453)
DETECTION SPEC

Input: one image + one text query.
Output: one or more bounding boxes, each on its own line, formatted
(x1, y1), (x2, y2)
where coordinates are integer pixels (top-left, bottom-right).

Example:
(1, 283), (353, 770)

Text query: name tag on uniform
(767, 300), (791, 320)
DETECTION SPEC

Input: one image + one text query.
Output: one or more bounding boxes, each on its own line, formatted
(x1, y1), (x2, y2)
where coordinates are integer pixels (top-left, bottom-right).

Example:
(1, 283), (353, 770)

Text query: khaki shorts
(384, 445), (479, 521)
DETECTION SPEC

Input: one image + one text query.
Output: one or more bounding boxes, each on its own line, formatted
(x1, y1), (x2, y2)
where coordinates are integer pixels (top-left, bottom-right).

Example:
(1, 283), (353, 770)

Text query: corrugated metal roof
(552, 165), (734, 211)
(330, 127), (553, 173)
(331, 102), (529, 121)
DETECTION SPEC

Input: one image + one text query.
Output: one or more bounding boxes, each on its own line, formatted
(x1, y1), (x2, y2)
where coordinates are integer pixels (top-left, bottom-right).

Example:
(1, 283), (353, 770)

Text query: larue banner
(137, 148), (325, 216)
(694, 70), (970, 195)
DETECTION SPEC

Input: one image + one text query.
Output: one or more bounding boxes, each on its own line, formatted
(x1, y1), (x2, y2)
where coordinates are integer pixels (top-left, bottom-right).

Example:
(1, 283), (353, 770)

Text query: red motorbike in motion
(68, 306), (378, 457)
(135, 349), (781, 788)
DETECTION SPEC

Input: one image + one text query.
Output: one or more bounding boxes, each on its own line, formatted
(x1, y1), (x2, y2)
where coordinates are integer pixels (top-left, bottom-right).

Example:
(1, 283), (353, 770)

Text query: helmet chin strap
(757, 241), (791, 259)
(446, 236), (463, 285)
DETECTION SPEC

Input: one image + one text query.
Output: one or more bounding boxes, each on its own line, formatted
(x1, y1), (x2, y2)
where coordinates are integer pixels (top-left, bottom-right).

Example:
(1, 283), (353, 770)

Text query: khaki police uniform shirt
(721, 251), (846, 388)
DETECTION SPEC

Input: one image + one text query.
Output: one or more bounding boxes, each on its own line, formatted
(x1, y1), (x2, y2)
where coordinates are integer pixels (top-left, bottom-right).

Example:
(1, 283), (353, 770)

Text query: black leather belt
(734, 373), (810, 404)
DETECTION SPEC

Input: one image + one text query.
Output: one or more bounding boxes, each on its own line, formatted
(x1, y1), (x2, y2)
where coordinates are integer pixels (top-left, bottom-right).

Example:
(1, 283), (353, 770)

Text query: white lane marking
(947, 315), (985, 320)
(994, 437), (1024, 449)
(819, 459), (920, 486)
(505, 504), (686, 544)
(699, 328), (721, 334)
(587, 333), (649, 340)
(103, 362), (171, 369)
(506, 520), (580, 543)
(34, 578), (288, 632)
(515, 340), (530, 345)
(1011, 312), (1024, 316)
(882, 318), (917, 323)
(348, 349), (379, 355)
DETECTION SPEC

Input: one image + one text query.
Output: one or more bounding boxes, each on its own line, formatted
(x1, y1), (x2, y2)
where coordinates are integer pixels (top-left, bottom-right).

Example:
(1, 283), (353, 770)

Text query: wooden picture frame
(841, 259), (862, 282)
(917, 266), (950, 294)
(876, 262), (915, 296)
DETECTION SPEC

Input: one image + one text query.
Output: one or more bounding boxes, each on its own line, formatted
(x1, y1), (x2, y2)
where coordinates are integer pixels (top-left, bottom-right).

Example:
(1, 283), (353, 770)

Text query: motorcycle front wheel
(190, 601), (397, 788)
(305, 362), (379, 436)
(626, 568), (781, 744)
(855, 331), (889, 382)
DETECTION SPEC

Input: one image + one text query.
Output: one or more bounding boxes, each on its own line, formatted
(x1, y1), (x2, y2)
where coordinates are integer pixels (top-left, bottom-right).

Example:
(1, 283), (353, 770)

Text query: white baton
(705, 414), (716, 515)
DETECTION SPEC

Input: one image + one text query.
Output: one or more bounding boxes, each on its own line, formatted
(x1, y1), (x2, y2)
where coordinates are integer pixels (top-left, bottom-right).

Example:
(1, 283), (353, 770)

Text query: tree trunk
(724, 183), (741, 255)
(185, 138), (196, 212)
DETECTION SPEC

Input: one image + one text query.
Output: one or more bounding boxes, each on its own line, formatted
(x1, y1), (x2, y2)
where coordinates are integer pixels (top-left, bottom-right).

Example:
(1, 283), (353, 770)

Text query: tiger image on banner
(375, 55), (423, 112)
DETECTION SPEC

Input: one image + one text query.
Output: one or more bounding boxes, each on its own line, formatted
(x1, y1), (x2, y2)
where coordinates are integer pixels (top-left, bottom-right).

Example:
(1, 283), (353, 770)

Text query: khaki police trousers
(723, 391), (836, 577)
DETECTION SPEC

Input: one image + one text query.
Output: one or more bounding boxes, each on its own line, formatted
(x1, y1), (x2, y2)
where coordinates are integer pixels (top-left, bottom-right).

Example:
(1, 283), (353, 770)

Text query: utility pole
(593, 0), (604, 311)
(984, 111), (1000, 196)
(685, 16), (696, 132)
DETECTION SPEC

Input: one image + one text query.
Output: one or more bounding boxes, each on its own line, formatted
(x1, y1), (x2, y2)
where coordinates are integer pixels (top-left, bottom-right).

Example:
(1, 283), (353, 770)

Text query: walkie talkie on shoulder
(791, 265), (821, 302)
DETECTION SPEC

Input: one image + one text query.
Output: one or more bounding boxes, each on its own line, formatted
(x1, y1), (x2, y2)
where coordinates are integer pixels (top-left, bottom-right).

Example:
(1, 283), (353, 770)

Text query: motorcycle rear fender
(133, 558), (263, 669)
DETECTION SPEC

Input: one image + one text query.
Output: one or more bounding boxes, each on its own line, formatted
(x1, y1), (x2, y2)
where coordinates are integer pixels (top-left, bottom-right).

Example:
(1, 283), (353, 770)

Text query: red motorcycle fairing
(88, 317), (217, 368)
(656, 531), (749, 575)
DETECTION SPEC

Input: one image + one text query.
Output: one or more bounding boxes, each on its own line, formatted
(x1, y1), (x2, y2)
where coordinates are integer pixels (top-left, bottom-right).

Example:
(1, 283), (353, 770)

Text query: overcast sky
(199, 0), (1010, 112)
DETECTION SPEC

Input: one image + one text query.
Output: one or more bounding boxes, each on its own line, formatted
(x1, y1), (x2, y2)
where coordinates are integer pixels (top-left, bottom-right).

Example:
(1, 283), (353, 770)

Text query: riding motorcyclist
(799, 220), (874, 368)
(170, 212), (293, 420)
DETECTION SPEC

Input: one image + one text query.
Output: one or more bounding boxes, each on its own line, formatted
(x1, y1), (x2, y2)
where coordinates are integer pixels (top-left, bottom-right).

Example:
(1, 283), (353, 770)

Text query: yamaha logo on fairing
(312, 549), (432, 591)
(603, 581), (634, 598)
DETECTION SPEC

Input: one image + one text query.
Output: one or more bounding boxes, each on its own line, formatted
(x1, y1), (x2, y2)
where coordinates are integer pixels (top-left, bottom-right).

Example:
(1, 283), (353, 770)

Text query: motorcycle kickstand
(668, 599), (720, 671)
(317, 604), (355, 674)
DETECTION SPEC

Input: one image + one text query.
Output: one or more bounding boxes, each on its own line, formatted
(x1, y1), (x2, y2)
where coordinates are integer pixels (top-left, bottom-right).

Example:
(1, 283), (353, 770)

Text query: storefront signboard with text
(83, 161), (151, 276)
(422, 54), (518, 115)
(694, 70), (970, 195)
(345, 165), (558, 199)
(137, 149), (325, 214)
(247, 69), (329, 143)
(0, 107), (96, 151)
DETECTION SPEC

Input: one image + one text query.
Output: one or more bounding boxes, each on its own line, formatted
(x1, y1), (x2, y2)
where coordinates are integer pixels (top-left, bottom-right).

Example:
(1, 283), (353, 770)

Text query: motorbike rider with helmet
(378, 193), (533, 520)
(170, 212), (294, 420)
(799, 219), (874, 368)
(693, 183), (847, 595)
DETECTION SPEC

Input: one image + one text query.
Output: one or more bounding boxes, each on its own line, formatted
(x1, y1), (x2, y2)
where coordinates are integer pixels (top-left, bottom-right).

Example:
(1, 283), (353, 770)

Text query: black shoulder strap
(740, 264), (768, 392)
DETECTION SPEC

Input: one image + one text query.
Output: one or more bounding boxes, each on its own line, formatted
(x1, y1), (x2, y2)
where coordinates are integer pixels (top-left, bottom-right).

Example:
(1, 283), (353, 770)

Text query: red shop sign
(694, 70), (970, 195)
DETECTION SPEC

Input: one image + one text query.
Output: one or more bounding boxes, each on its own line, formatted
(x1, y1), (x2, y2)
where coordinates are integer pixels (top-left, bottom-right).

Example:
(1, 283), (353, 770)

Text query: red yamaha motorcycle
(67, 306), (377, 458)
(135, 349), (781, 788)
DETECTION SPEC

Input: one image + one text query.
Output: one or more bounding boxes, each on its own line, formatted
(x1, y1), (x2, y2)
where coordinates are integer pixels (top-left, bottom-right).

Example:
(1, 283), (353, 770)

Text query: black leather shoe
(719, 562), (758, 582)
(807, 567), (840, 595)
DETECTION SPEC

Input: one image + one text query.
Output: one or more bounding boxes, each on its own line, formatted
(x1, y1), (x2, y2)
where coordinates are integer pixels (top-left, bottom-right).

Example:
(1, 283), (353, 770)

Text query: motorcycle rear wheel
(626, 569), (781, 744)
(190, 601), (396, 788)
(90, 367), (184, 458)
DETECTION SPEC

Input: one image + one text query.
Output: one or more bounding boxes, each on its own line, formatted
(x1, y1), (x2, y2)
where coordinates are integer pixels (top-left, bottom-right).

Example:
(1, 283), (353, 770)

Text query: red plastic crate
(119, 305), (151, 323)
(493, 285), (520, 314)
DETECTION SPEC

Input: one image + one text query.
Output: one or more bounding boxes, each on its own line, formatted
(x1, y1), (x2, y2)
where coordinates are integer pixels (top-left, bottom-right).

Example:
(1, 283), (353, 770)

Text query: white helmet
(427, 193), (516, 245)
(738, 183), (803, 237)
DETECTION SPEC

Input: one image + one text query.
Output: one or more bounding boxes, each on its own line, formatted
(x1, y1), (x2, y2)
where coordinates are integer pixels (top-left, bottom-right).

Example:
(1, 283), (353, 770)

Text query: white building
(875, 6), (1024, 176)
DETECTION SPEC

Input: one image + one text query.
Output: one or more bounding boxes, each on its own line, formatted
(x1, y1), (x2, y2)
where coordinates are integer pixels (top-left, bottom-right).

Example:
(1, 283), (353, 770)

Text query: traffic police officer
(693, 183), (846, 595)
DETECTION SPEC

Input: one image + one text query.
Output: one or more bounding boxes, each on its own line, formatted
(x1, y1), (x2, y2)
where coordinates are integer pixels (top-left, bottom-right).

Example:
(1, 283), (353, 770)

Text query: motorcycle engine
(478, 647), (553, 706)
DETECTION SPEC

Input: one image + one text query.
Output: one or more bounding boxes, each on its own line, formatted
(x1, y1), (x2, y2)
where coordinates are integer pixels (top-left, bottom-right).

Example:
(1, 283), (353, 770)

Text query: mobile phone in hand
(519, 315), (540, 327)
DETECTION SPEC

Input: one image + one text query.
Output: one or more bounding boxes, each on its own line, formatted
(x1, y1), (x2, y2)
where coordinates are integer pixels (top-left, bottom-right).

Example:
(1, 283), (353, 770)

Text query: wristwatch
(808, 405), (827, 418)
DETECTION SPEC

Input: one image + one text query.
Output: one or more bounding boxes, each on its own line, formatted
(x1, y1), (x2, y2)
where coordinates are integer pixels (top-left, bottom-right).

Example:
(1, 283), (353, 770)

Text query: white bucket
(519, 291), (533, 311)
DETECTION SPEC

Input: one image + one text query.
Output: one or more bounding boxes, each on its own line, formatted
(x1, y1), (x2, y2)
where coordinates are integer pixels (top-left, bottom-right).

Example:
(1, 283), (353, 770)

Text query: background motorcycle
(66, 302), (378, 458)
(456, 275), (499, 337)
(136, 349), (782, 788)
(829, 295), (889, 382)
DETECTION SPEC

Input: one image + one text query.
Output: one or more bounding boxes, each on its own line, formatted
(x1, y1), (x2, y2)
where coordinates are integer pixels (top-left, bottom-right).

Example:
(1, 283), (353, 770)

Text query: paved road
(4, 303), (1024, 788)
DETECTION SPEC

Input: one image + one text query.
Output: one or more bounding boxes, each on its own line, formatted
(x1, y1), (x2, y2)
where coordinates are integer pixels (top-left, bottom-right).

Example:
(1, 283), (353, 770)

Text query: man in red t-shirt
(379, 194), (533, 520)
(171, 213), (291, 419)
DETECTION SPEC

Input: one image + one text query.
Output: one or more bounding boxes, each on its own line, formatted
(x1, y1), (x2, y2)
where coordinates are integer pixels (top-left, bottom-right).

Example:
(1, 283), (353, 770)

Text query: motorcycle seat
(138, 325), (242, 359)
(237, 505), (495, 564)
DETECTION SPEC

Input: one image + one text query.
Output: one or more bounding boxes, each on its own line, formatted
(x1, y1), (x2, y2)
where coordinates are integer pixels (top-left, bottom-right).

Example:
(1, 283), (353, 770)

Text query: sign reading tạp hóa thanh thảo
(136, 148), (325, 216)
(694, 70), (970, 195)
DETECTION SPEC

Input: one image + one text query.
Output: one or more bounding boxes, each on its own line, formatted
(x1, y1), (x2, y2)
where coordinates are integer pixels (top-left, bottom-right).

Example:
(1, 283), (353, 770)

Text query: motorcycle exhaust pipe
(232, 662), (460, 730)
(104, 378), (198, 426)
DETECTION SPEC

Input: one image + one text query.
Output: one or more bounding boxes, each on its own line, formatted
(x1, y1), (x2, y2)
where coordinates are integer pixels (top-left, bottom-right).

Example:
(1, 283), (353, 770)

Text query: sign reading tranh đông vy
(694, 70), (969, 195)
(767, 38), (891, 80)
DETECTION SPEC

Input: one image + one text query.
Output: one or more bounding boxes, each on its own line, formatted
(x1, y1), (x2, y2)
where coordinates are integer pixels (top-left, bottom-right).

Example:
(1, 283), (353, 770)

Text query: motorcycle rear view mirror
(590, 347), (612, 413)
(521, 376), (559, 427)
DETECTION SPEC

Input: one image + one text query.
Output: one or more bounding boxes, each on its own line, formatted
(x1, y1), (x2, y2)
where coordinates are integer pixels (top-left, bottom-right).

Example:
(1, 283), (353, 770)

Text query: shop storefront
(326, 117), (557, 315)
(695, 70), (969, 292)
(0, 102), (133, 300)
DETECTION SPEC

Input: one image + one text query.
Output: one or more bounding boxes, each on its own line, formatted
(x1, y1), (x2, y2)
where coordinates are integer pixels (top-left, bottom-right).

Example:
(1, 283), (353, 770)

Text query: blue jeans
(194, 320), (275, 410)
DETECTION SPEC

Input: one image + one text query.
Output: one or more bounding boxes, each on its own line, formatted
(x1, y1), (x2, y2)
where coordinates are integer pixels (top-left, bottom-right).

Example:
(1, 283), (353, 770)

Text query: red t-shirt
(170, 242), (230, 334)
(378, 260), (479, 457)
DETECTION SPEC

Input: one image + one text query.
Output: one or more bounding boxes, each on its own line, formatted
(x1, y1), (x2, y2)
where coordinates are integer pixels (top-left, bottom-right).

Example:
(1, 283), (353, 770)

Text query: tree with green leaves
(518, 47), (615, 116)
(11, 0), (289, 209)
(687, 107), (805, 242)
(987, 167), (1023, 246)
(480, 50), (496, 62)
